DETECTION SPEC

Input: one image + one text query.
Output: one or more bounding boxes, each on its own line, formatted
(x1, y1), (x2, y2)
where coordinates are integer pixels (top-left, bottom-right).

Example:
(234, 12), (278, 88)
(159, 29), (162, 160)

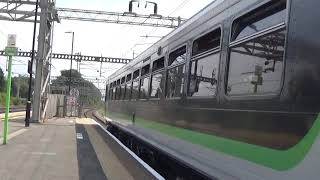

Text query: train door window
(152, 57), (164, 71)
(132, 80), (140, 100)
(227, 1), (287, 96)
(140, 77), (150, 99)
(231, 0), (286, 41)
(125, 82), (132, 100)
(166, 64), (185, 98)
(150, 72), (165, 98)
(188, 53), (220, 97)
(192, 28), (221, 56)
(168, 46), (186, 67)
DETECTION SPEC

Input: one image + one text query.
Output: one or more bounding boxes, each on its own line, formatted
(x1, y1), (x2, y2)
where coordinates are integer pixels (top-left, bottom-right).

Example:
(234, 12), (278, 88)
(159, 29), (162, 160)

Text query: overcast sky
(0, 0), (214, 89)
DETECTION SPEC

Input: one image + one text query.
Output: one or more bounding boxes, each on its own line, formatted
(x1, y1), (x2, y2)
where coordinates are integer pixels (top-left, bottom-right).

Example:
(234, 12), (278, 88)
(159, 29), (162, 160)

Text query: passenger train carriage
(105, 0), (320, 179)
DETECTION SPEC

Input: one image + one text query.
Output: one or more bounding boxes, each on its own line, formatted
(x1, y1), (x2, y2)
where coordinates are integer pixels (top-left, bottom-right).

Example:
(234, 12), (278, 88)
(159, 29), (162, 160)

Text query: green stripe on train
(106, 111), (320, 171)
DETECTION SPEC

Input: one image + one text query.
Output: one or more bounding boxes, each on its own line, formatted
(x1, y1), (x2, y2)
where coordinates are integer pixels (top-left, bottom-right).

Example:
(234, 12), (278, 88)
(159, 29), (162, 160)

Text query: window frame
(131, 79), (140, 101)
(191, 26), (222, 59)
(188, 50), (222, 99)
(187, 25), (223, 99)
(149, 69), (165, 100)
(168, 44), (187, 68)
(225, 0), (289, 100)
(139, 74), (151, 100)
(165, 44), (188, 100)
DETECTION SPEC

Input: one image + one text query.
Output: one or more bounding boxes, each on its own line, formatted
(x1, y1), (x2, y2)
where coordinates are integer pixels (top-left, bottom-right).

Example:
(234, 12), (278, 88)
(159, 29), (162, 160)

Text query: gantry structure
(0, 0), (186, 122)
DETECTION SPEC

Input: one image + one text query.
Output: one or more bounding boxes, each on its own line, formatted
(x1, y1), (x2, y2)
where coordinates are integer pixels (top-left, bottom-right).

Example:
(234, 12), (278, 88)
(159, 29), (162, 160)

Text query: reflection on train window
(141, 64), (150, 76)
(140, 77), (150, 99)
(188, 53), (219, 97)
(227, 29), (285, 95)
(125, 82), (132, 100)
(152, 57), (165, 71)
(231, 0), (286, 41)
(121, 85), (126, 100)
(132, 80), (140, 100)
(166, 64), (185, 98)
(150, 72), (164, 98)
(121, 77), (125, 84)
(192, 28), (221, 56)
(168, 46), (186, 67)
(126, 73), (132, 82)
(133, 69), (140, 79)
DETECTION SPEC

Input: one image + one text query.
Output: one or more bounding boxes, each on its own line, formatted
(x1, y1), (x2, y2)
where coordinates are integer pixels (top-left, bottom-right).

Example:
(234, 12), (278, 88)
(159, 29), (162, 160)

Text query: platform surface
(0, 117), (156, 180)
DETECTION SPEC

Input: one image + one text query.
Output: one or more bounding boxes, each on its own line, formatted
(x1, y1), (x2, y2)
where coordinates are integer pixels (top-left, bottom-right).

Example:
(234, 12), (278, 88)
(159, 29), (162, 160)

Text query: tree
(0, 67), (5, 92)
(51, 69), (102, 106)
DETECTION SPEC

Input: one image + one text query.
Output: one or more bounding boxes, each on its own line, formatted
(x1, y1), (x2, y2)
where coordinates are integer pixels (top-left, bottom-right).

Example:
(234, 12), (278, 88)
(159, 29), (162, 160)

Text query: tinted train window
(231, 0), (286, 41)
(152, 57), (164, 71)
(132, 80), (140, 100)
(166, 64), (185, 98)
(125, 82), (132, 100)
(121, 77), (125, 84)
(150, 72), (165, 98)
(133, 69), (140, 79)
(168, 46), (186, 67)
(126, 73), (132, 82)
(188, 53), (220, 97)
(121, 85), (126, 100)
(141, 64), (150, 76)
(140, 77), (150, 99)
(227, 29), (285, 95)
(192, 28), (221, 56)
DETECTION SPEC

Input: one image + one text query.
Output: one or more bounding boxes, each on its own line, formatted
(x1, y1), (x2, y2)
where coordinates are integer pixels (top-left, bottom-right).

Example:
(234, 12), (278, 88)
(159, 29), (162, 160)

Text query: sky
(0, 0), (214, 90)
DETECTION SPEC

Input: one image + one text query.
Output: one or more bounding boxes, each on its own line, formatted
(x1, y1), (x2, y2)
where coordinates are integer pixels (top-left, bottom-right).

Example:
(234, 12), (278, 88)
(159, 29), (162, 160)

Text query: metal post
(3, 55), (13, 144)
(66, 31), (74, 94)
(25, 0), (39, 127)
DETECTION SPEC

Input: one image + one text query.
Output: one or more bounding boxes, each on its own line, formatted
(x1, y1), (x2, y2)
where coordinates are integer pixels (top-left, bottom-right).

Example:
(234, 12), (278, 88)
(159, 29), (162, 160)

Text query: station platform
(0, 117), (159, 180)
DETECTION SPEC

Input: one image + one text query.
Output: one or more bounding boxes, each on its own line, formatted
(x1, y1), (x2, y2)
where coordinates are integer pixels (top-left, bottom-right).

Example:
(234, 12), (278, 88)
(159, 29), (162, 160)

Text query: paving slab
(0, 117), (157, 180)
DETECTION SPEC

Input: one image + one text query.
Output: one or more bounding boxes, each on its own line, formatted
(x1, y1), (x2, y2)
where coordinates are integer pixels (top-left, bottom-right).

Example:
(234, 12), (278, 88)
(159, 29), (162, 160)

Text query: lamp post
(65, 31), (74, 95)
(25, 0), (39, 127)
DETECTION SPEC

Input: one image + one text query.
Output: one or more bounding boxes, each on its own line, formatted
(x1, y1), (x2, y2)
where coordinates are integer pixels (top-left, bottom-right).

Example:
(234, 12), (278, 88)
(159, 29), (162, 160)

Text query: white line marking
(92, 118), (165, 180)
(25, 152), (57, 156)
(76, 133), (83, 140)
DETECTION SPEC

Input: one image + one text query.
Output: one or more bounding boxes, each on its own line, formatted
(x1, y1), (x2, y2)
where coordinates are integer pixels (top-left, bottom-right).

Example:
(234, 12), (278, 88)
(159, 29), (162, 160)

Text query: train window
(188, 53), (220, 97)
(140, 77), (150, 99)
(133, 69), (140, 79)
(111, 88), (115, 100)
(121, 84), (126, 100)
(121, 77), (125, 84)
(166, 64), (185, 98)
(117, 79), (120, 85)
(152, 57), (164, 71)
(227, 28), (285, 95)
(131, 80), (140, 100)
(168, 46), (186, 67)
(231, 0), (286, 41)
(192, 28), (221, 56)
(141, 64), (150, 76)
(125, 82), (132, 100)
(150, 72), (165, 98)
(126, 73), (132, 82)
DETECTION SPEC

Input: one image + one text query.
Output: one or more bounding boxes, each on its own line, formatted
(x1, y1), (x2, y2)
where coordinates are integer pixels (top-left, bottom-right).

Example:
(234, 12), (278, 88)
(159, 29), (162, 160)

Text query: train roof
(107, 0), (240, 83)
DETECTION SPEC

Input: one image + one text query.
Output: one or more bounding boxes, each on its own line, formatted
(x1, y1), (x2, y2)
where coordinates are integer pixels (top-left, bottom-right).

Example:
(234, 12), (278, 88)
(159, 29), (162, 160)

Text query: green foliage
(51, 69), (102, 106)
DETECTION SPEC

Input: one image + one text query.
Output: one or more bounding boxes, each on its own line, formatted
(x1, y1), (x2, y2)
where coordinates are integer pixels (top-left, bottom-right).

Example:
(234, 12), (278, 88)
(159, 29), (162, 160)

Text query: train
(104, 0), (320, 179)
